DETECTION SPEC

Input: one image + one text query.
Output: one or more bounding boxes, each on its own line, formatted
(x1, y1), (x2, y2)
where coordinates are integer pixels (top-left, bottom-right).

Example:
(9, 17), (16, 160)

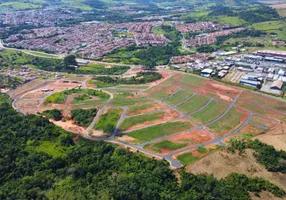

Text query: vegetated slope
(0, 94), (285, 199)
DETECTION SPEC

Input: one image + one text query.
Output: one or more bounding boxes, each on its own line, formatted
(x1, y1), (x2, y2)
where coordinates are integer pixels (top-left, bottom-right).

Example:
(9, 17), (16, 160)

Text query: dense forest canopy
(0, 94), (285, 199)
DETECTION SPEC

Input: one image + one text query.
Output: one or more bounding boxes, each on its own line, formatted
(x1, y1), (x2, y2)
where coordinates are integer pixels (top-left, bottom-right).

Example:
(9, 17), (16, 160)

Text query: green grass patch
(207, 108), (244, 136)
(177, 152), (200, 165)
(215, 16), (246, 26)
(250, 21), (286, 40)
(119, 111), (164, 131)
(94, 108), (123, 135)
(190, 101), (228, 125)
(127, 103), (154, 114)
(77, 63), (129, 75)
(181, 75), (205, 85)
(127, 121), (193, 143)
(44, 88), (109, 104)
(148, 140), (188, 153)
(197, 146), (207, 154)
(164, 90), (193, 106)
(31, 141), (65, 158)
(177, 95), (210, 114)
(110, 98), (150, 106)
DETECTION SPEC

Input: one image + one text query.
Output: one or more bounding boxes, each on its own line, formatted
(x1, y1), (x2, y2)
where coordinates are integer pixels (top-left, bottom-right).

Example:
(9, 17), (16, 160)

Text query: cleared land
(119, 110), (180, 131)
(145, 130), (213, 154)
(126, 103), (168, 116)
(164, 90), (193, 106)
(110, 97), (152, 106)
(94, 108), (123, 135)
(190, 101), (229, 125)
(124, 120), (194, 143)
(177, 94), (210, 114)
(207, 108), (249, 137)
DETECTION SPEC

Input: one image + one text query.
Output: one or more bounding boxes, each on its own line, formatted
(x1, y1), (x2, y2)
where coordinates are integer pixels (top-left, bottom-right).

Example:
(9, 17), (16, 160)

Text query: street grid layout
(10, 71), (285, 168)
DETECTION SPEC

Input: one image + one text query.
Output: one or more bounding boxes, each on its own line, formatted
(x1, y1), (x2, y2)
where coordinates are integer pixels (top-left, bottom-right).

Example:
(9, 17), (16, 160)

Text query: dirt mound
(187, 149), (286, 191)
(250, 190), (286, 200)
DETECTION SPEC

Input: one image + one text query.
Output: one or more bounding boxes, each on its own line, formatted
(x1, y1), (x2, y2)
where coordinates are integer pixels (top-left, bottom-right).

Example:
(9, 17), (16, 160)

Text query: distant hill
(0, 0), (261, 11)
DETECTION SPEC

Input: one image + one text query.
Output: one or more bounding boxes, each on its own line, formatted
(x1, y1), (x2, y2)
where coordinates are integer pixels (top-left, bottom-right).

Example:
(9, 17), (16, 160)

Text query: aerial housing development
(1, 0), (286, 199)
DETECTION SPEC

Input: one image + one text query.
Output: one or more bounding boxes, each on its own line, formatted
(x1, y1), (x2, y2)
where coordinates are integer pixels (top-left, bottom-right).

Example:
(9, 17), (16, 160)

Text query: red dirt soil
(148, 130), (213, 155)
(193, 87), (234, 102)
(168, 130), (213, 145)
(205, 81), (241, 97)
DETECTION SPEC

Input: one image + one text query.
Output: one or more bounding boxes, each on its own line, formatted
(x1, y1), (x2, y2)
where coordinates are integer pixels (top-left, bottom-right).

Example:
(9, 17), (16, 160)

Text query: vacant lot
(190, 101), (229, 125)
(207, 108), (249, 137)
(94, 108), (123, 135)
(126, 103), (168, 116)
(177, 94), (210, 114)
(125, 120), (194, 143)
(151, 83), (181, 100)
(164, 90), (193, 106)
(119, 110), (180, 131)
(146, 130), (213, 154)
(110, 97), (152, 106)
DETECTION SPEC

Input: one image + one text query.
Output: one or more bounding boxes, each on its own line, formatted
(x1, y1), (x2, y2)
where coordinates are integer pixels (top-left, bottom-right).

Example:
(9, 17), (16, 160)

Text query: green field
(215, 16), (246, 26)
(207, 108), (245, 136)
(164, 90), (193, 106)
(177, 95), (210, 114)
(0, 2), (42, 10)
(76, 63), (129, 75)
(146, 140), (188, 153)
(110, 98), (151, 106)
(190, 101), (228, 125)
(44, 89), (109, 104)
(177, 152), (200, 165)
(250, 21), (286, 41)
(127, 103), (156, 115)
(152, 87), (179, 100)
(94, 108), (123, 134)
(119, 111), (164, 131)
(181, 75), (205, 85)
(127, 121), (193, 143)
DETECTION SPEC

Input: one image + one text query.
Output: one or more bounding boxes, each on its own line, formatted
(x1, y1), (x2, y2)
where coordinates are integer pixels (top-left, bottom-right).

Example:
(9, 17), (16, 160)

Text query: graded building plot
(224, 124), (265, 142)
(160, 74), (182, 86)
(119, 110), (180, 132)
(181, 74), (205, 85)
(16, 99), (40, 107)
(126, 102), (168, 116)
(104, 88), (143, 93)
(175, 144), (221, 166)
(179, 81), (234, 102)
(122, 120), (194, 144)
(239, 91), (286, 115)
(251, 115), (278, 128)
(190, 101), (229, 125)
(151, 83), (181, 100)
(207, 108), (249, 137)
(113, 92), (136, 100)
(177, 94), (210, 114)
(236, 100), (286, 122)
(145, 130), (213, 154)
(164, 90), (193, 106)
(94, 108), (123, 135)
(145, 141), (188, 154)
(21, 91), (49, 99)
(110, 97), (152, 107)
